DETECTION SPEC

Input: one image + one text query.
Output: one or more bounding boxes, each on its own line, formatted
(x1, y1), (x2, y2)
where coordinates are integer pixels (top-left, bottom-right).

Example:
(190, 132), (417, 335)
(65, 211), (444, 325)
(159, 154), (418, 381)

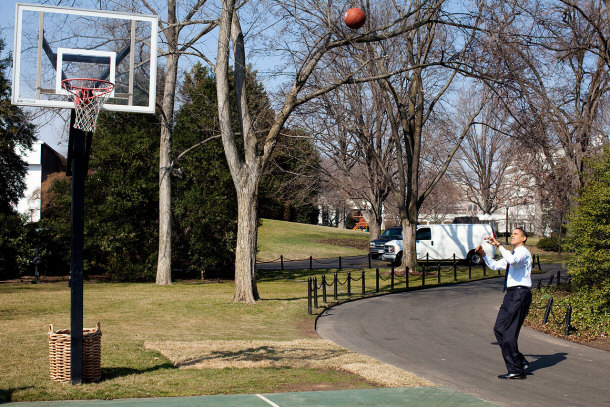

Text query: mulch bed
(317, 238), (370, 251)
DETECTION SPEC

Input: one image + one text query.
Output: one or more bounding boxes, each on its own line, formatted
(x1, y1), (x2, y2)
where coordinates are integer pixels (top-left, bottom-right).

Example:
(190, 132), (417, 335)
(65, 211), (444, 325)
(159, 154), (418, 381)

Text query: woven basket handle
(96, 322), (101, 331)
(49, 324), (54, 333)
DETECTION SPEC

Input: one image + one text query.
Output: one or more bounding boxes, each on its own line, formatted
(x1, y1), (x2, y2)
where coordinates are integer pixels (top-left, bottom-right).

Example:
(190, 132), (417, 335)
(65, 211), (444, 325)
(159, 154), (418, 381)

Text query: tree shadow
(100, 362), (175, 381)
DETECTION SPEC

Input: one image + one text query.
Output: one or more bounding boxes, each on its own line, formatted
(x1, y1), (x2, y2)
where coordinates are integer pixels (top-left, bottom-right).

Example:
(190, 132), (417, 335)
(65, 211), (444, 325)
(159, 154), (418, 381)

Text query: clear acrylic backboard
(12, 3), (158, 113)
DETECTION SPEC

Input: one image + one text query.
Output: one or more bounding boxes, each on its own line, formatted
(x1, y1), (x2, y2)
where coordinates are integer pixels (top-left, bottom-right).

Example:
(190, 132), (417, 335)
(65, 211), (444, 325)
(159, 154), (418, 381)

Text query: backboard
(12, 3), (158, 113)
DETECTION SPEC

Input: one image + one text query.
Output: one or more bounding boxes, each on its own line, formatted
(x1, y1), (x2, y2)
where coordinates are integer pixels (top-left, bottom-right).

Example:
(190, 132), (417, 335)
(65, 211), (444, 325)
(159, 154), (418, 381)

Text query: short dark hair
(515, 228), (528, 242)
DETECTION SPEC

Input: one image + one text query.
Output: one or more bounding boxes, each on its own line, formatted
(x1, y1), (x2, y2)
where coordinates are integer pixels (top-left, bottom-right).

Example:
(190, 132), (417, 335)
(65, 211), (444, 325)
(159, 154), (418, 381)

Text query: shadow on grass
(0, 387), (34, 404)
(100, 362), (175, 381)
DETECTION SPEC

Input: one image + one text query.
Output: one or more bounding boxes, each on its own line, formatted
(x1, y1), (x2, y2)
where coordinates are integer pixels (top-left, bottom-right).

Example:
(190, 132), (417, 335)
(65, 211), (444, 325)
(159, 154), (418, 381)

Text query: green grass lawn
(257, 219), (369, 262)
(0, 279), (381, 402)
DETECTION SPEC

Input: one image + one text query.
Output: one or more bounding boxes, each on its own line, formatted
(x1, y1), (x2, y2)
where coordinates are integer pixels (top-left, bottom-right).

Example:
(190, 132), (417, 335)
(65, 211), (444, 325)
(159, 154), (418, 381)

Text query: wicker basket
(48, 322), (102, 383)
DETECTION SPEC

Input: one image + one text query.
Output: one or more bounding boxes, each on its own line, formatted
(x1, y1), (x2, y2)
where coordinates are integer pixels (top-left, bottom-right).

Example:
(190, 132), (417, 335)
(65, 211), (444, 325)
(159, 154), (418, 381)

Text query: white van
(381, 224), (496, 266)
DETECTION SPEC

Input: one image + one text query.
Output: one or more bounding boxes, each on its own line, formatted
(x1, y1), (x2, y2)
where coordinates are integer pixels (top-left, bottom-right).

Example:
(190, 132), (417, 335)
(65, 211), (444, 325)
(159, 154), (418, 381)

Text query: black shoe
(523, 359), (530, 370)
(498, 372), (526, 380)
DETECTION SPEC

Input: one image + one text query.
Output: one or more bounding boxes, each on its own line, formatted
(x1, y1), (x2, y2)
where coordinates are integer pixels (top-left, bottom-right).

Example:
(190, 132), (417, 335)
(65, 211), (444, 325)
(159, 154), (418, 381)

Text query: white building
(16, 141), (66, 222)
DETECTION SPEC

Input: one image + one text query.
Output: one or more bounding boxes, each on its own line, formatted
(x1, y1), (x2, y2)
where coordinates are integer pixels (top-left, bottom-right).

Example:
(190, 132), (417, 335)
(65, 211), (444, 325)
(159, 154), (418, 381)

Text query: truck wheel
(392, 252), (403, 267)
(468, 250), (482, 265)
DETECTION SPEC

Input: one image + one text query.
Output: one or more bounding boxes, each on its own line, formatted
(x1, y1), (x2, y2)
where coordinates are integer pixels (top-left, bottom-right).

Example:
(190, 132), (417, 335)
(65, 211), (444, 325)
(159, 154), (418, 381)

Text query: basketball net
(61, 79), (114, 133)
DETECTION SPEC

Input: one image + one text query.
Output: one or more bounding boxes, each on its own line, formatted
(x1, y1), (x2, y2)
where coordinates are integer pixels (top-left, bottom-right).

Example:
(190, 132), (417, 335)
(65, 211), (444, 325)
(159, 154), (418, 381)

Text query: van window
(416, 228), (431, 240)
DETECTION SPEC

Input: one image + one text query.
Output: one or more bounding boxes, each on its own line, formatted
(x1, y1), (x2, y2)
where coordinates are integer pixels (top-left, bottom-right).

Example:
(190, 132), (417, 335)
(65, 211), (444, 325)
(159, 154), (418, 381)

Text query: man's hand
(475, 245), (486, 257)
(484, 236), (501, 247)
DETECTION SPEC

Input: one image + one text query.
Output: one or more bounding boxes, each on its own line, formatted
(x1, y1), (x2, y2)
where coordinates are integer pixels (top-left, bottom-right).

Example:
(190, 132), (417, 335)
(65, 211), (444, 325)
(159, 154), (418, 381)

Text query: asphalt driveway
(316, 265), (610, 407)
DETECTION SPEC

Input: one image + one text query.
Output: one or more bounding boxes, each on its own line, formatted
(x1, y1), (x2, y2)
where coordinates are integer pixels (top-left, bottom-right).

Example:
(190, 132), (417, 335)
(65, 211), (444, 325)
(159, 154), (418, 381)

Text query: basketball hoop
(61, 78), (114, 133)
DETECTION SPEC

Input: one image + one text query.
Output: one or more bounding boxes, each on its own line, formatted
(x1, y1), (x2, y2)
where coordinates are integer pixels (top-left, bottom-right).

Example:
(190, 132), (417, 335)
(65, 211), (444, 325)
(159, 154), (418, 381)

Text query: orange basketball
(344, 7), (366, 30)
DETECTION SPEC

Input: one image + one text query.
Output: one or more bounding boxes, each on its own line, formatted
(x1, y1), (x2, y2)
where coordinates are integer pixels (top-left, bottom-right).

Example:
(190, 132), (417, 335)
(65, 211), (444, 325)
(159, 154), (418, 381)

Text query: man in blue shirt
(476, 228), (532, 380)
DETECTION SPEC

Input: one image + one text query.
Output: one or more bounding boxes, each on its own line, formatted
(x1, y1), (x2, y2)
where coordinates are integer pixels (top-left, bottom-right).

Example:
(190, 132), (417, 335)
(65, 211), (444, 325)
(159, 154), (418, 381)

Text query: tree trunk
(233, 182), (260, 303)
(361, 209), (380, 241)
(401, 217), (418, 272)
(156, 37), (179, 285)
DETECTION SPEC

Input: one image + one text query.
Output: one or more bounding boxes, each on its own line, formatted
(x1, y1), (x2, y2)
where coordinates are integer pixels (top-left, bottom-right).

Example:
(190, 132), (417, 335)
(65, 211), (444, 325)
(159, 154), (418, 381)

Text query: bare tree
(481, 0), (610, 194)
(306, 76), (394, 240)
(117, 0), (219, 285)
(351, 1), (486, 271)
(450, 91), (514, 215)
(215, 0), (441, 303)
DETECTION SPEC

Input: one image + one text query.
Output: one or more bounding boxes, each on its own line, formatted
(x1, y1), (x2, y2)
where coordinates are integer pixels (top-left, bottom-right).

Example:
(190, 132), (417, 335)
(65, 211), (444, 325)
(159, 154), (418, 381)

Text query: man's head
(510, 228), (528, 248)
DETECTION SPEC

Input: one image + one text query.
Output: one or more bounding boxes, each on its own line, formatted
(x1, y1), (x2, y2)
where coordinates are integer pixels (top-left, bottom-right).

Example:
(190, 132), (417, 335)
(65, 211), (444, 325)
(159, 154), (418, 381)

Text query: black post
(422, 263), (426, 287)
(313, 277), (318, 308)
(549, 274), (554, 286)
(468, 262), (472, 280)
(453, 254), (457, 281)
(406, 266), (409, 288)
(347, 271), (351, 296)
(361, 270), (365, 295)
(537, 254), (542, 270)
(309, 256), (312, 270)
(556, 271), (561, 288)
(565, 305), (572, 336)
(69, 119), (86, 385)
(307, 277), (312, 315)
(333, 272), (338, 300)
(322, 275), (327, 303)
(537, 278), (542, 290)
(339, 256), (342, 270)
(391, 266), (394, 290)
(376, 268), (379, 292)
(33, 247), (40, 284)
(368, 253), (371, 268)
(543, 297), (553, 325)
(483, 261), (487, 277)
(437, 263), (441, 285)
(426, 253), (429, 271)
(281, 255), (284, 271)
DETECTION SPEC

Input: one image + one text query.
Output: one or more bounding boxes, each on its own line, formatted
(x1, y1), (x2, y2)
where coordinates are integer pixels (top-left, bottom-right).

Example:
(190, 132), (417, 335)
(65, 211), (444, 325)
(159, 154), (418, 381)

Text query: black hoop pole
(69, 111), (87, 385)
(391, 266), (394, 290)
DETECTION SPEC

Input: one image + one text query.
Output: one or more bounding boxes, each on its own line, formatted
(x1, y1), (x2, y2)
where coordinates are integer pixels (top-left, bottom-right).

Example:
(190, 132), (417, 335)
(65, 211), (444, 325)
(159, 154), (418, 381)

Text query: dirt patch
(145, 339), (433, 387)
(317, 238), (370, 251)
(298, 319), (320, 339)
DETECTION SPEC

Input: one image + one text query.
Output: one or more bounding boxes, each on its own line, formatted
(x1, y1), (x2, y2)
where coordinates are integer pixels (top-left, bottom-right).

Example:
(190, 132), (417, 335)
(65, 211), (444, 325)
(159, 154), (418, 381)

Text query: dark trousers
(494, 287), (532, 374)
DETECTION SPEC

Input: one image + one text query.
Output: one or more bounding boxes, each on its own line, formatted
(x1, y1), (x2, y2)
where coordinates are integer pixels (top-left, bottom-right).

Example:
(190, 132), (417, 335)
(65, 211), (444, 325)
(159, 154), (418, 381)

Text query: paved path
(317, 264), (610, 407)
(256, 255), (383, 271)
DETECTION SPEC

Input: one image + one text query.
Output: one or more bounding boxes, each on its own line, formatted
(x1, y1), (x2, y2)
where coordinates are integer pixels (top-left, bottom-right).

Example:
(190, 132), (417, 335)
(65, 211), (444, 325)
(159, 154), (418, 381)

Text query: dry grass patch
(145, 339), (432, 388)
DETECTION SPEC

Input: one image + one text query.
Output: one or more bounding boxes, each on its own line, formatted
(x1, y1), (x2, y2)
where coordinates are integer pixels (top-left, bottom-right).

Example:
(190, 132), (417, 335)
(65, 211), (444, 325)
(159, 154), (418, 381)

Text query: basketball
(344, 8), (366, 30)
